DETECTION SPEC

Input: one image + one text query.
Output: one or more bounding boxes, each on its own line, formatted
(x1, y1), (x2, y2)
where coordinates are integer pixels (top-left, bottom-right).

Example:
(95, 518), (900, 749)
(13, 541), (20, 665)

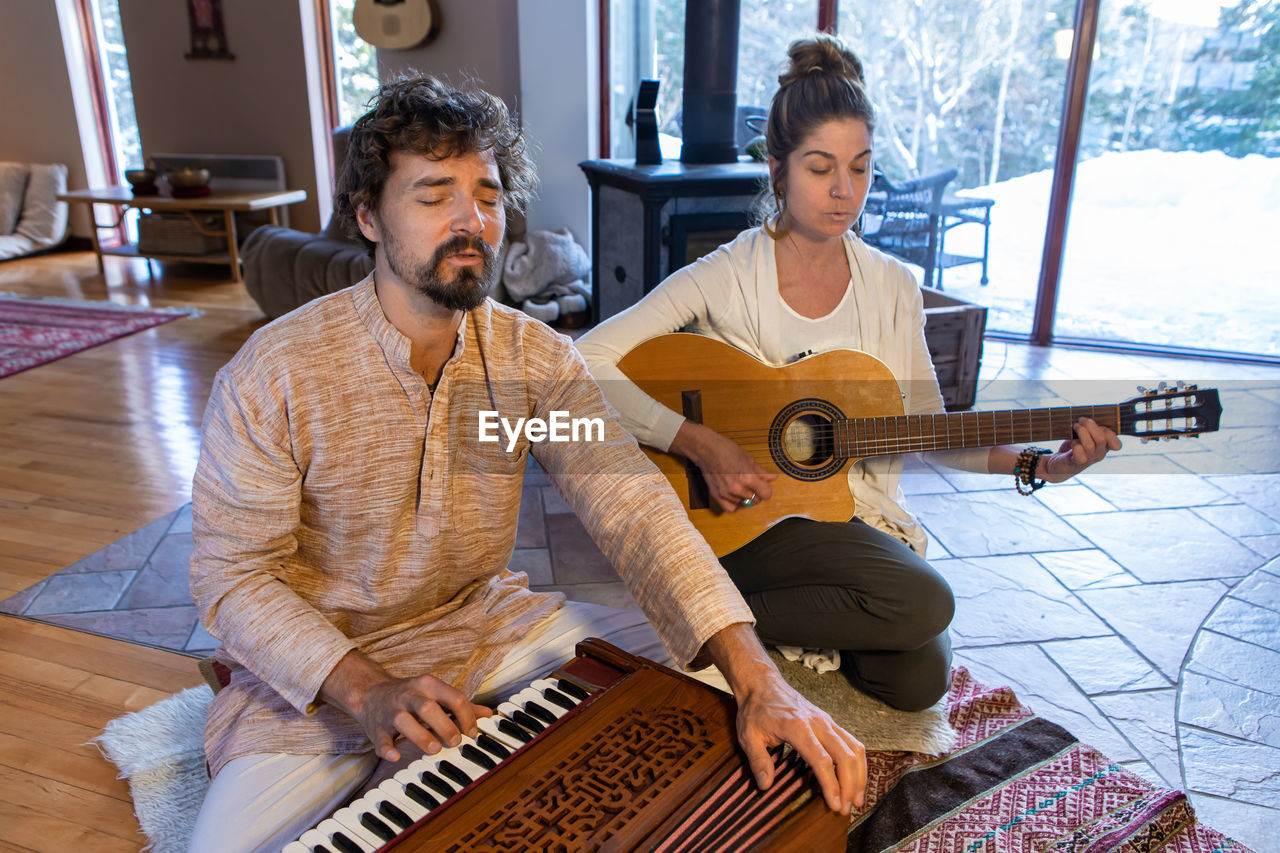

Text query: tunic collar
(351, 272), (476, 376)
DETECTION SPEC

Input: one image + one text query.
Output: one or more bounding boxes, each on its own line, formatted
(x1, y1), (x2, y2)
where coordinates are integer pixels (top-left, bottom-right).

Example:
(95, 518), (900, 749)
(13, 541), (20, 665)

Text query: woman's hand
(1040, 416), (1121, 483)
(670, 421), (779, 514)
(320, 649), (493, 762)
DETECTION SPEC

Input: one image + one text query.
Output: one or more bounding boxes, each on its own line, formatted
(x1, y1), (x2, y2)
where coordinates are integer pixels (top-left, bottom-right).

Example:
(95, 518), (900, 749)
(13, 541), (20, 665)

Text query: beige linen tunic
(190, 275), (752, 776)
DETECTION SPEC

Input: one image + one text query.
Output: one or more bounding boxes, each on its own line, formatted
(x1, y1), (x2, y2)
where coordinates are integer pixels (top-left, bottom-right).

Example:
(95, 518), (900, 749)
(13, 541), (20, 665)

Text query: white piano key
(478, 715), (527, 750)
(373, 778), (431, 822)
(496, 700), (545, 733)
(513, 686), (569, 720)
(531, 677), (584, 703)
(305, 818), (375, 853)
(346, 790), (413, 838)
(329, 807), (385, 850)
(281, 842), (311, 853)
(393, 766), (448, 805)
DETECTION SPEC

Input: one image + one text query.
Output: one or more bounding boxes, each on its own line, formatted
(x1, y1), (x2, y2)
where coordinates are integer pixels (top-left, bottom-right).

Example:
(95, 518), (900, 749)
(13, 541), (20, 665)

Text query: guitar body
(353, 0), (438, 50)
(618, 334), (905, 556)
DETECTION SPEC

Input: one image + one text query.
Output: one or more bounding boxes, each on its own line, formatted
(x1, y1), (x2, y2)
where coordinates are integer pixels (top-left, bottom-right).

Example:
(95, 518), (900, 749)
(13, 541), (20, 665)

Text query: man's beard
(385, 232), (500, 311)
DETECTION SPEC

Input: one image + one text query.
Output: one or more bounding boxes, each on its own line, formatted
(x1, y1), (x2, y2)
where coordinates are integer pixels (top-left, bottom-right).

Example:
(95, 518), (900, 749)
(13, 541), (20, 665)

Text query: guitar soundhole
(770, 399), (845, 481)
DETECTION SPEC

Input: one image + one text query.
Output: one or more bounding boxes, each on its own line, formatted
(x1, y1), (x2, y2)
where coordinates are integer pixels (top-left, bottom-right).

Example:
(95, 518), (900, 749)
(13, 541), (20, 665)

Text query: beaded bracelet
(1014, 447), (1051, 495)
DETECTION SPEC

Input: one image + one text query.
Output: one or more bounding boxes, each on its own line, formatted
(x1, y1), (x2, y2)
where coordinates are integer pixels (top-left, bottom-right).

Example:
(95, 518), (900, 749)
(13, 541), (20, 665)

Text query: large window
(604, 0), (1279, 360)
(841, 0), (1070, 338)
(329, 0), (379, 127)
(1054, 0), (1280, 356)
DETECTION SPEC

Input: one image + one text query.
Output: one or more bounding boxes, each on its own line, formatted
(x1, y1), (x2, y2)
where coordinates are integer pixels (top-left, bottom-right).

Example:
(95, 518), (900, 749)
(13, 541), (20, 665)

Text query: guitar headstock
(1119, 382), (1222, 441)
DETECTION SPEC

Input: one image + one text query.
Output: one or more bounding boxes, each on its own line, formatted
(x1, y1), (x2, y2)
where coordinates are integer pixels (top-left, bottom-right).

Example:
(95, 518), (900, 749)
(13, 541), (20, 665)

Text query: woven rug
(0, 294), (195, 378)
(847, 668), (1253, 852)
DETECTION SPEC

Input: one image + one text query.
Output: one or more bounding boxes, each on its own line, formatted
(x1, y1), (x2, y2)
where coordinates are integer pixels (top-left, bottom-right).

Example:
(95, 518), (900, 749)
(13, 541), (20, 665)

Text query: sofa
(241, 128), (373, 319)
(0, 161), (69, 261)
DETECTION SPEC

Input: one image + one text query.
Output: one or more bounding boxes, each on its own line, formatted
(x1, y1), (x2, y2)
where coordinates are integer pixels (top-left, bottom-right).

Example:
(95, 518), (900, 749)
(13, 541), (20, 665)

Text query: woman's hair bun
(779, 34), (865, 88)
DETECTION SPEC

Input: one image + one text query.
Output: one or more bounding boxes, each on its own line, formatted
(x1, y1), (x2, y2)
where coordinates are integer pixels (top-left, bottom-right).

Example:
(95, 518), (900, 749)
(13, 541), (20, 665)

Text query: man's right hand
(320, 649), (493, 762)
(670, 421), (778, 514)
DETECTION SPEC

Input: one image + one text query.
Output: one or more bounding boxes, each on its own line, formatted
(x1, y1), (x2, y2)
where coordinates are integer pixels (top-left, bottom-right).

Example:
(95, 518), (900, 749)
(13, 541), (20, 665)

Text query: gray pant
(720, 516), (954, 711)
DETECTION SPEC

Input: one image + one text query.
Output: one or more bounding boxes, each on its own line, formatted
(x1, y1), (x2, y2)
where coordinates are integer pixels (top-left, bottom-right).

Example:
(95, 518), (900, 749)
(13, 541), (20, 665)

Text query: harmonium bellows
(284, 638), (846, 853)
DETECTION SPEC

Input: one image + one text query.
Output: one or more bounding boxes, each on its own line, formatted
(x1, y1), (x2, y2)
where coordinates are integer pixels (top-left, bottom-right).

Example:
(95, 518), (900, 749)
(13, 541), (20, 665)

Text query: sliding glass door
(1055, 0), (1279, 357)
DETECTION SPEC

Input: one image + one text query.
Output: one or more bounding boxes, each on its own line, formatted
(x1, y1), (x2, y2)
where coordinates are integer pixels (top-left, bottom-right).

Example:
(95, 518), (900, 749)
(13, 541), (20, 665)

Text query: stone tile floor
(3, 339), (1278, 851)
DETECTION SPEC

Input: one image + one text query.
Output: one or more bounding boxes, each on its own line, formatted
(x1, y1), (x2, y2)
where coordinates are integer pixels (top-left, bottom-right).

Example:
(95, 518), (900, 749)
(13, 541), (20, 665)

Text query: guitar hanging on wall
(617, 334), (1224, 557)
(353, 0), (440, 50)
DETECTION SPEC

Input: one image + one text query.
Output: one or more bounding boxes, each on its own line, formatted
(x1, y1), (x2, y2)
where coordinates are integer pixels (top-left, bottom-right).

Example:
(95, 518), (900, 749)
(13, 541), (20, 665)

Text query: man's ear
(354, 197), (381, 245)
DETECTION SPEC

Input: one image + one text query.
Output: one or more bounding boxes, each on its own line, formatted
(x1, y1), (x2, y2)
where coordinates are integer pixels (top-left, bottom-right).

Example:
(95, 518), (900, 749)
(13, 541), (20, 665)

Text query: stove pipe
(680, 0), (741, 164)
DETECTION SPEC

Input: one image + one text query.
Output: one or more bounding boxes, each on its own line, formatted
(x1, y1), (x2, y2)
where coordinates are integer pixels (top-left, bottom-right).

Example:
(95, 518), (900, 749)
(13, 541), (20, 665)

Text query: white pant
(188, 601), (724, 853)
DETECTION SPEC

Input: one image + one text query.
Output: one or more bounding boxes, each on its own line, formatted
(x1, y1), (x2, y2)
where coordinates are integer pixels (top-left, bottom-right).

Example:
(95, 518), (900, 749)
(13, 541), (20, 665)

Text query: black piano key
(309, 845), (334, 853)
(555, 678), (590, 701)
(477, 733), (511, 759)
(498, 717), (534, 743)
(377, 799), (413, 830)
(510, 709), (546, 734)
(419, 770), (456, 799)
(437, 759), (473, 789)
(404, 781), (441, 809)
(461, 743), (497, 770)
(359, 811), (396, 843)
(524, 699), (557, 725)
(542, 687), (576, 710)
(329, 833), (363, 853)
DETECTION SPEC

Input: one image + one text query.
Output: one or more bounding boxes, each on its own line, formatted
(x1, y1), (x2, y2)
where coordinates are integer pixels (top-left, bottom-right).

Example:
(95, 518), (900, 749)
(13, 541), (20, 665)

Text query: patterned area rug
(848, 668), (1252, 852)
(0, 294), (195, 378)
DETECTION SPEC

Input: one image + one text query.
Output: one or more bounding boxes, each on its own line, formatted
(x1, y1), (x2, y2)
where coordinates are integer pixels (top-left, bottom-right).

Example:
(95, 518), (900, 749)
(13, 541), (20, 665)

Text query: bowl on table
(165, 167), (211, 189)
(165, 167), (212, 198)
(124, 168), (159, 194)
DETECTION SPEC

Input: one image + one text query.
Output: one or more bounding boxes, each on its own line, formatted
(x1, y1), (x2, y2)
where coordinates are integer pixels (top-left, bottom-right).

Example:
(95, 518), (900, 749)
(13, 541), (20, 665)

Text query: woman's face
(771, 117), (873, 243)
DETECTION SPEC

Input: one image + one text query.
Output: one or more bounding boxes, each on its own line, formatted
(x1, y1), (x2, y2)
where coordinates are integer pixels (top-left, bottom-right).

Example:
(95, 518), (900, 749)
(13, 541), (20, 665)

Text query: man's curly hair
(334, 75), (537, 255)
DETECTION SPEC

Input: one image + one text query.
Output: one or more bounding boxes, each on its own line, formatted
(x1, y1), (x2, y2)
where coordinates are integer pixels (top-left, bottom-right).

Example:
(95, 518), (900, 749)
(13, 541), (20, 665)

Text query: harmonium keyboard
(285, 638), (847, 852)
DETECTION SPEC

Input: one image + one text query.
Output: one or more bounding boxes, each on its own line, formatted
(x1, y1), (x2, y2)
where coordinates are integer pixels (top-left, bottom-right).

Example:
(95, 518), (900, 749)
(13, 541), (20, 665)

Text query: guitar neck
(840, 404), (1120, 458)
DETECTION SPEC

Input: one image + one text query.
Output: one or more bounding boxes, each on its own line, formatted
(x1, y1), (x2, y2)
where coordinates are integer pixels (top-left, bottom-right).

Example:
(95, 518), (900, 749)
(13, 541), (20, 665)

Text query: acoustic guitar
(353, 0), (439, 50)
(616, 333), (1223, 557)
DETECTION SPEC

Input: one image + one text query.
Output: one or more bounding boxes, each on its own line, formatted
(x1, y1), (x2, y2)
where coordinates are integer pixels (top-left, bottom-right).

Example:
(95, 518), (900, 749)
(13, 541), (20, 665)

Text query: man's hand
(320, 649), (493, 762)
(1041, 416), (1121, 483)
(704, 624), (866, 814)
(671, 421), (779, 514)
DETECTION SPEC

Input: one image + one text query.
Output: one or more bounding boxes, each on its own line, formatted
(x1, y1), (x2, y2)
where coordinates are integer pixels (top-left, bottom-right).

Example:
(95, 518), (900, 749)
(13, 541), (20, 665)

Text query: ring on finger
(740, 492), (758, 508)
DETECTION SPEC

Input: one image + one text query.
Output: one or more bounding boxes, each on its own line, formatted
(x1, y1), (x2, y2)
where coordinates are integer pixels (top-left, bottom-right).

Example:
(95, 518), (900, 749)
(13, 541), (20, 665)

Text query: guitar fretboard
(837, 405), (1120, 459)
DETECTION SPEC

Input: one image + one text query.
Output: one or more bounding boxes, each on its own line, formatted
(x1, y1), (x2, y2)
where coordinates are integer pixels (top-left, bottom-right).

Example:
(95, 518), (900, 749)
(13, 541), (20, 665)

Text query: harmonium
(285, 638), (847, 852)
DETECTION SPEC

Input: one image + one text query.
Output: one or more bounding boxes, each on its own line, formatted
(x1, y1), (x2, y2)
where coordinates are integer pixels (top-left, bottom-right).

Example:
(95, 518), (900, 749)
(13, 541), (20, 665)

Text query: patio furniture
(938, 194), (994, 287)
(863, 169), (994, 290)
(862, 169), (954, 289)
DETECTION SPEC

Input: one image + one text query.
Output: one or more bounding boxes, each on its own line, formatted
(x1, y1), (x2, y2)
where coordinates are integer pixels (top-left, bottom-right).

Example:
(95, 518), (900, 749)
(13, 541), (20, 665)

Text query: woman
(577, 35), (1118, 711)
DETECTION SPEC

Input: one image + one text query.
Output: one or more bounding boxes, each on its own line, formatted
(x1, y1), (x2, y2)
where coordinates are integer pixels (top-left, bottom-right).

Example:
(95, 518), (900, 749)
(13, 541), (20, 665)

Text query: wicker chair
(861, 168), (956, 289)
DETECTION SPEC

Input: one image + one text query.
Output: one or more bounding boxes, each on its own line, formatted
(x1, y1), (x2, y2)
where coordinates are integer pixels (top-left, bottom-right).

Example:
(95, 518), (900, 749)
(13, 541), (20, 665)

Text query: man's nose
(452, 197), (484, 234)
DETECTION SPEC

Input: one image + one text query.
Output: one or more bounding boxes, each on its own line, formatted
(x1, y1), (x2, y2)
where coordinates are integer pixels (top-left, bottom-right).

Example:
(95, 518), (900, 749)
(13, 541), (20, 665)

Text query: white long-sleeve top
(577, 227), (990, 555)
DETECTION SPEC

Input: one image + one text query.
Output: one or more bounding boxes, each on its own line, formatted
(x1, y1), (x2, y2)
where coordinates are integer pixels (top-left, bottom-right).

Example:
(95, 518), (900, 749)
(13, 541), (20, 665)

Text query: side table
(57, 186), (308, 283)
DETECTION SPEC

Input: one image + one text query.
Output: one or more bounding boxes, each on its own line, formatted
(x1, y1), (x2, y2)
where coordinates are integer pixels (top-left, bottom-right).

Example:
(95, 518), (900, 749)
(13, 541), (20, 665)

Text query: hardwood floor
(0, 251), (266, 597)
(0, 250), (264, 851)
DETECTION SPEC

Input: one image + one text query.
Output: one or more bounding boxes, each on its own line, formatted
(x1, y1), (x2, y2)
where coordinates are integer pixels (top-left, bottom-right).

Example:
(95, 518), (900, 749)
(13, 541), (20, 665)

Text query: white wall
(0, 0), (94, 236)
(516, 0), (596, 245)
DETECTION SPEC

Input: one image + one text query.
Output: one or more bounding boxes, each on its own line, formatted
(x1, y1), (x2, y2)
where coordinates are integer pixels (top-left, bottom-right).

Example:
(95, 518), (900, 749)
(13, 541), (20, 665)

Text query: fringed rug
(847, 668), (1253, 852)
(0, 294), (196, 378)
(96, 668), (1252, 853)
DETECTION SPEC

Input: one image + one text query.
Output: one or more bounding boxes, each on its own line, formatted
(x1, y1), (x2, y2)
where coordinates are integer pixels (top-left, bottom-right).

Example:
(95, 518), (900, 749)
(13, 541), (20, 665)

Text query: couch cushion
(14, 163), (69, 249)
(0, 162), (29, 236)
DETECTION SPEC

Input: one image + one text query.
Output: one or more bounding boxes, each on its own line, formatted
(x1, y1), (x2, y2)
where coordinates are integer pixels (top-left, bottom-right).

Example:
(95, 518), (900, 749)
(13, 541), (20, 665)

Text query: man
(186, 75), (865, 852)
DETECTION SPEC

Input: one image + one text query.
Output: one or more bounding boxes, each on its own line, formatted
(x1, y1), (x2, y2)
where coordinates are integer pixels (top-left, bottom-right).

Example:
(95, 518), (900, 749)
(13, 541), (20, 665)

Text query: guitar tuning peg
(1157, 381), (1168, 393)
(1137, 385), (1152, 396)
(1140, 436), (1151, 444)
